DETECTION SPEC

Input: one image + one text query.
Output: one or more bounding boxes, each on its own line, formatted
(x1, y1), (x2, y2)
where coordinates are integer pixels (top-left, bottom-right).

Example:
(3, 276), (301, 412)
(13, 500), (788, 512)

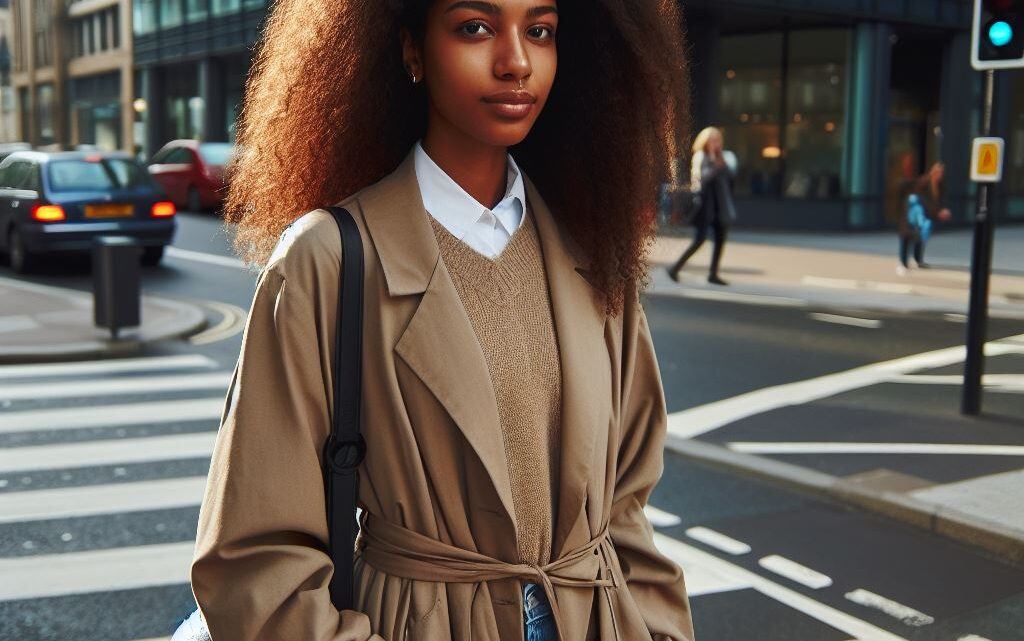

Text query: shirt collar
(413, 139), (525, 240)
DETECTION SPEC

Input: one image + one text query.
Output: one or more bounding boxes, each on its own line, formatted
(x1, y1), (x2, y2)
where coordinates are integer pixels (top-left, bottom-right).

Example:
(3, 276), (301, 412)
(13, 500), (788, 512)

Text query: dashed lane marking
(0, 354), (218, 380)
(809, 313), (882, 329)
(165, 246), (247, 270)
(644, 504), (683, 527)
(685, 526), (751, 555)
(758, 554), (833, 589)
(0, 372), (231, 401)
(845, 588), (935, 627)
(728, 442), (1024, 456)
(0, 398), (225, 434)
(0, 432), (217, 474)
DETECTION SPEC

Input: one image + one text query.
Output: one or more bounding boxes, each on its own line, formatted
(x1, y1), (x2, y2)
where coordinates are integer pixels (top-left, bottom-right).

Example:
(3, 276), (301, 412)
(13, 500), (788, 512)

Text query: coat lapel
(359, 148), (517, 526)
(523, 174), (610, 556)
(359, 148), (611, 557)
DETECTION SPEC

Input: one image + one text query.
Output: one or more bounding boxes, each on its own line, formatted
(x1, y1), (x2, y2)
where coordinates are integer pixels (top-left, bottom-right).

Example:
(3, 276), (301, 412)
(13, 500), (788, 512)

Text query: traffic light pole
(962, 69), (996, 416)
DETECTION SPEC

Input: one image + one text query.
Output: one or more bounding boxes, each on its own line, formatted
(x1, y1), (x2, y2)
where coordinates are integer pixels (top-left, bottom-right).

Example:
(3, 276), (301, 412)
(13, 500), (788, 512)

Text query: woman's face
(412, 0), (559, 148)
(706, 132), (723, 154)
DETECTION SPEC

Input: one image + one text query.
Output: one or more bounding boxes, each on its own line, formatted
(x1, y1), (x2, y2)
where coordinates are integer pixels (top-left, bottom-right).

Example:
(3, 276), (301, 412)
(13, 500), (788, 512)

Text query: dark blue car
(0, 150), (177, 273)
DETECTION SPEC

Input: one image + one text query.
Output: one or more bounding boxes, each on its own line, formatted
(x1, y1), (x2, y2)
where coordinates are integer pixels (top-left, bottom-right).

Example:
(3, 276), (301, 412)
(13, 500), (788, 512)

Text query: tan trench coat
(190, 146), (695, 641)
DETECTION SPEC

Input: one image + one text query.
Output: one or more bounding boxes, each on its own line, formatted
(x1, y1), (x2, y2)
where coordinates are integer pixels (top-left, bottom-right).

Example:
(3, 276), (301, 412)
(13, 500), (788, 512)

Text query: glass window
(211, 0), (239, 17)
(197, 142), (234, 166)
(24, 164), (41, 191)
(717, 33), (784, 197)
(164, 148), (194, 164)
(35, 84), (55, 145)
(782, 30), (848, 199)
(111, 8), (121, 49)
(48, 160), (115, 191)
(186, 0), (207, 22)
(1, 160), (30, 189)
(161, 0), (183, 28)
(105, 158), (157, 188)
(133, 0), (157, 36)
(242, 0), (263, 7)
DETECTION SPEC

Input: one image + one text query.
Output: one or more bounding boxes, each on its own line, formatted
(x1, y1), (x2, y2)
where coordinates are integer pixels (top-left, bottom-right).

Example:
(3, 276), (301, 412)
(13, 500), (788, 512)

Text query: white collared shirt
(413, 139), (525, 260)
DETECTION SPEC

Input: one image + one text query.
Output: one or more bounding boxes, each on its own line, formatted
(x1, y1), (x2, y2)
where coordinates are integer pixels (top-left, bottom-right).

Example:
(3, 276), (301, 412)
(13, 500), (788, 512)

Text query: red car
(146, 140), (234, 212)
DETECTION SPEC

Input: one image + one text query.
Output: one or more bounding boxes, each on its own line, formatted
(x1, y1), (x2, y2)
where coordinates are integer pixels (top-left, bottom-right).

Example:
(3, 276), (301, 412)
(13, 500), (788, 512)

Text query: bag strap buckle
(325, 435), (366, 473)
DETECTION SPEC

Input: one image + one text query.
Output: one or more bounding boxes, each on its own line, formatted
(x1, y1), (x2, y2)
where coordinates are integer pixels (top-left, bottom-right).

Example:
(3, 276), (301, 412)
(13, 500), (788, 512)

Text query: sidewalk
(649, 229), (1024, 564)
(648, 226), (1024, 317)
(0, 276), (208, 363)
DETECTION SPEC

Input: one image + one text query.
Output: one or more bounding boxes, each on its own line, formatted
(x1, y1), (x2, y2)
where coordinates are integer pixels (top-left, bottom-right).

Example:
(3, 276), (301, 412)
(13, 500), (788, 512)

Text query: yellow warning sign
(971, 137), (1004, 183)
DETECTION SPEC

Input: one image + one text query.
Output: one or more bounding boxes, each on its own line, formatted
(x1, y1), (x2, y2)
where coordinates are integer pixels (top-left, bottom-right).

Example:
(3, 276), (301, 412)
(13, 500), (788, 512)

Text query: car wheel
(187, 186), (203, 213)
(141, 245), (165, 266)
(8, 227), (35, 274)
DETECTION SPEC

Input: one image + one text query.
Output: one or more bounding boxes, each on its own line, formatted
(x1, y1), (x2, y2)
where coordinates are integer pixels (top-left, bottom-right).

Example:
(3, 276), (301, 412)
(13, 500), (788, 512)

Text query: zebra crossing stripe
(0, 372), (232, 401)
(0, 398), (226, 434)
(0, 432), (217, 474)
(0, 354), (219, 380)
(0, 541), (195, 601)
(0, 476), (208, 523)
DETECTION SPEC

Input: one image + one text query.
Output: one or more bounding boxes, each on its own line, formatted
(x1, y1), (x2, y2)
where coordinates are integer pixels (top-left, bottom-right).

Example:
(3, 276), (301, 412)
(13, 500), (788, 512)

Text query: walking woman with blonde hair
(667, 126), (737, 286)
(183, 1), (695, 639)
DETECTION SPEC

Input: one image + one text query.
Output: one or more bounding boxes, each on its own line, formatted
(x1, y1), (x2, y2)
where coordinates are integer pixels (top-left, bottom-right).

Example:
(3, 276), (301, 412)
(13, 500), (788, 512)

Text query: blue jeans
(523, 582), (558, 641)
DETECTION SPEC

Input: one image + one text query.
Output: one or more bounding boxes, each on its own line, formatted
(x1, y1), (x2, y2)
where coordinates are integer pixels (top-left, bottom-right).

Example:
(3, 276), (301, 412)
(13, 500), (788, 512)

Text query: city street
(0, 211), (1023, 640)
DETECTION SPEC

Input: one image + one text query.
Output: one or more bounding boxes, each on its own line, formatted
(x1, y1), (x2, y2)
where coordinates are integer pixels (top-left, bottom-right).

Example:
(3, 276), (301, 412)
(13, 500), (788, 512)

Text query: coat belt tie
(358, 512), (620, 641)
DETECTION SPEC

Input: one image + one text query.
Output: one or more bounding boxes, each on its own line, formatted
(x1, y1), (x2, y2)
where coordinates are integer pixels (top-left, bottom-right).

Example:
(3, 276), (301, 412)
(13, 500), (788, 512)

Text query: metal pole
(962, 69), (996, 416)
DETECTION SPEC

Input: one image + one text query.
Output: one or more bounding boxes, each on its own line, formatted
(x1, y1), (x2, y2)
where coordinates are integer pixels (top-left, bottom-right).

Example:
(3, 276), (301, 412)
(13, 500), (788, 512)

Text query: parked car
(146, 140), (233, 212)
(0, 142), (32, 163)
(0, 150), (177, 273)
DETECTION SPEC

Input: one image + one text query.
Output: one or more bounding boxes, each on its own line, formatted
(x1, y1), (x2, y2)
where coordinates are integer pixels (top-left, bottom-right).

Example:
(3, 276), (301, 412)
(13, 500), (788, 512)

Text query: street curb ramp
(665, 436), (1024, 569)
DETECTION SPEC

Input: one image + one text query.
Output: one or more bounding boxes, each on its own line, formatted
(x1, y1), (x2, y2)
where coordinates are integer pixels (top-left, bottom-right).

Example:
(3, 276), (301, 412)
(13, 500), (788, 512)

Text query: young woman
(189, 1), (693, 639)
(666, 126), (737, 286)
(898, 161), (951, 273)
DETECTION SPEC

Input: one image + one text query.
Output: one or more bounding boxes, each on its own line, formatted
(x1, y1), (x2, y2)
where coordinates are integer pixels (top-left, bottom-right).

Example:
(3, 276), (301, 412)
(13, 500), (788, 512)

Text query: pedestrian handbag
(171, 205), (366, 640)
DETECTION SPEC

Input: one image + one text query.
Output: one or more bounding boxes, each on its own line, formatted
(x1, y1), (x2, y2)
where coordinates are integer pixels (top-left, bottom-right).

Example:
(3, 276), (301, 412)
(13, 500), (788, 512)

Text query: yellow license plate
(85, 203), (134, 218)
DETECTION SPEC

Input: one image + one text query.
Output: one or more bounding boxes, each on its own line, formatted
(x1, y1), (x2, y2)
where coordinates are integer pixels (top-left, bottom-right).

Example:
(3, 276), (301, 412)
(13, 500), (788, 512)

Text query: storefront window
(186, 0), (208, 22)
(783, 30), (848, 199)
(211, 0), (240, 17)
(35, 84), (54, 145)
(161, 0), (184, 28)
(717, 29), (850, 200)
(133, 0), (157, 35)
(1008, 70), (1024, 217)
(717, 33), (784, 197)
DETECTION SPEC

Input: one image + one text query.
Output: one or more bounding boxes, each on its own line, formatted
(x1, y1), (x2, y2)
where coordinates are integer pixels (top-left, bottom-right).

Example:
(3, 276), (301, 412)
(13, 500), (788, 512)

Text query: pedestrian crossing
(0, 353), (934, 641)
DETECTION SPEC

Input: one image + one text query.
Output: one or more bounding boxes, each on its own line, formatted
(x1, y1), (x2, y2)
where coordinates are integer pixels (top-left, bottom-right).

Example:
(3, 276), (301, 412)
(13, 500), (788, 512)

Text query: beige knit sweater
(428, 208), (562, 566)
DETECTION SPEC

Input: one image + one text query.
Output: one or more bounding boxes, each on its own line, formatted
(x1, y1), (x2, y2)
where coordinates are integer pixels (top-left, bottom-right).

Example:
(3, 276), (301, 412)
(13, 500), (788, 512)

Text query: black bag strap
(322, 206), (365, 613)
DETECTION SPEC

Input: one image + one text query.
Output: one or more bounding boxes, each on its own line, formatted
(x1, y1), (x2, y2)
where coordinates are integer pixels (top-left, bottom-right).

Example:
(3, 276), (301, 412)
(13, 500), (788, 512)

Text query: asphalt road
(1, 211), (1022, 640)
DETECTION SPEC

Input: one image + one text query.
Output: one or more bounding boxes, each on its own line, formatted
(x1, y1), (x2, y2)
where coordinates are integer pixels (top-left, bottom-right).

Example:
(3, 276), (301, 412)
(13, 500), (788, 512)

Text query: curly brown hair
(224, 0), (689, 315)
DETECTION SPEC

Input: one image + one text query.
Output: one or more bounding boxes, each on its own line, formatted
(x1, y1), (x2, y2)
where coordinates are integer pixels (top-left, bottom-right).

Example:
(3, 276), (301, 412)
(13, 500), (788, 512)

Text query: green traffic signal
(989, 20), (1014, 46)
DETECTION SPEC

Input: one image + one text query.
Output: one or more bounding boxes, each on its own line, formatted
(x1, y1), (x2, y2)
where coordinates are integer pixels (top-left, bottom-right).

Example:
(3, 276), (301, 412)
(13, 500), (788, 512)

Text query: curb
(664, 436), (1024, 568)
(0, 279), (209, 364)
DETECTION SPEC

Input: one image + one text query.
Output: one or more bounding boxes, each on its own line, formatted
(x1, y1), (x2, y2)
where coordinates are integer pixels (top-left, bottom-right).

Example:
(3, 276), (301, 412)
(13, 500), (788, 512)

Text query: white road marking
(0, 354), (218, 380)
(958, 636), (993, 641)
(802, 276), (859, 290)
(0, 432), (217, 474)
(0, 541), (194, 601)
(0, 476), (206, 523)
(809, 313), (882, 329)
(0, 315), (41, 333)
(666, 332), (1024, 440)
(685, 526), (751, 555)
(644, 504), (683, 527)
(944, 313), (968, 323)
(0, 372), (231, 401)
(655, 534), (910, 640)
(758, 554), (833, 589)
(165, 246), (247, 270)
(845, 588), (935, 627)
(888, 373), (1024, 392)
(0, 398), (225, 434)
(728, 442), (1024, 456)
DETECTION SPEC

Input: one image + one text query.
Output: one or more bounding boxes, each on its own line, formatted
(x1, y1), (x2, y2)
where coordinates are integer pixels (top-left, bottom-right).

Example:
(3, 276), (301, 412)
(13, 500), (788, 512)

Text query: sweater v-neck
(427, 206), (543, 306)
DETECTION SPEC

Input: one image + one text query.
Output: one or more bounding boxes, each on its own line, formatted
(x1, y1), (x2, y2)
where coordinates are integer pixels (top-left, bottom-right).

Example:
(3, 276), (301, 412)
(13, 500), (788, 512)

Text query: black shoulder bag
(172, 206), (366, 640)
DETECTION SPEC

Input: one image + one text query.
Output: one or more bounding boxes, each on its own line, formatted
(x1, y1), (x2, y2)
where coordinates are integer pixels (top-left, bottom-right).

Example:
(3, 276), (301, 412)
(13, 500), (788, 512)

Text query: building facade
(10, 0), (133, 150)
(132, 0), (267, 158)
(684, 0), (1022, 230)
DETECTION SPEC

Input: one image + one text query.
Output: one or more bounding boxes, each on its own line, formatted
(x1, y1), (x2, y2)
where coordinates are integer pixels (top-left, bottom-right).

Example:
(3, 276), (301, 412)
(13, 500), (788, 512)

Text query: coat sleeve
(190, 221), (384, 641)
(609, 288), (696, 641)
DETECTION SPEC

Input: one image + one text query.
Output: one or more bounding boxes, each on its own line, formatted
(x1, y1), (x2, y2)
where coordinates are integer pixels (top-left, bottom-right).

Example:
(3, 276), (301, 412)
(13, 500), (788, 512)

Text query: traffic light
(972, 0), (1024, 69)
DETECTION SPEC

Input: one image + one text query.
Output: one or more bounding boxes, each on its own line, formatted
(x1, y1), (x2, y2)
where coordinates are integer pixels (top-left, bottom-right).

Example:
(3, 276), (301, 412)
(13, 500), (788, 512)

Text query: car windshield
(48, 158), (154, 192)
(197, 143), (234, 167)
